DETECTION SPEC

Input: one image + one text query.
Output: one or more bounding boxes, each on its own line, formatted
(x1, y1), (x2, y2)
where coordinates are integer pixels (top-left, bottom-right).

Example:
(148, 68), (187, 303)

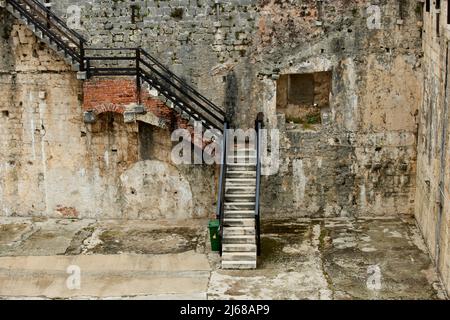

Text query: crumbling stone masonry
(0, 14), (216, 220)
(43, 0), (424, 218)
(415, 0), (450, 296)
(0, 0), (448, 293)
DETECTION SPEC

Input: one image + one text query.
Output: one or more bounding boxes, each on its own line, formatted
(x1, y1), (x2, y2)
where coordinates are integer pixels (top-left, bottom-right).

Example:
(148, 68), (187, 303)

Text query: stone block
(83, 111), (96, 124)
(76, 72), (87, 80)
(123, 111), (136, 123)
(132, 105), (146, 114)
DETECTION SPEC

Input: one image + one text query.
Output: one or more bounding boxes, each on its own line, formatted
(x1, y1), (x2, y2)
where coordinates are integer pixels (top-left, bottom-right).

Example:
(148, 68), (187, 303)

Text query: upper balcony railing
(84, 48), (226, 130)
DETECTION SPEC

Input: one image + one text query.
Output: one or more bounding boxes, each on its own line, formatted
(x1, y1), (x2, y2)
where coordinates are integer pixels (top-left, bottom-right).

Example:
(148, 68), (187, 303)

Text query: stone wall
(1, 1), (428, 219)
(43, 0), (425, 218)
(0, 12), (216, 219)
(415, 0), (450, 295)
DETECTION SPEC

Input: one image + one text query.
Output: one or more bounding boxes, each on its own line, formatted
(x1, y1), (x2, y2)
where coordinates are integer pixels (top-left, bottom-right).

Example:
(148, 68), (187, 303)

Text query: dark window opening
(130, 5), (142, 24)
(138, 122), (172, 161)
(276, 72), (331, 127)
(90, 112), (139, 169)
(1, 110), (9, 118)
(138, 121), (153, 161)
(426, 0), (430, 12)
(436, 0), (441, 10)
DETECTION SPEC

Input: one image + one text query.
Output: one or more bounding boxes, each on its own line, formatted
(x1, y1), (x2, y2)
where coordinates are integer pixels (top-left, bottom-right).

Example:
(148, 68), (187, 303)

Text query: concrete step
(227, 156), (257, 164)
(222, 261), (257, 269)
(225, 185), (255, 190)
(225, 178), (256, 186)
(222, 252), (257, 262)
(225, 185), (256, 191)
(227, 167), (257, 173)
(223, 227), (255, 236)
(227, 155), (256, 161)
(222, 243), (257, 252)
(227, 163), (256, 168)
(222, 235), (255, 244)
(223, 218), (255, 227)
(226, 174), (256, 180)
(225, 214), (255, 219)
(225, 188), (256, 195)
(225, 214), (256, 219)
(226, 171), (256, 178)
(229, 148), (256, 153)
(225, 193), (256, 198)
(6, 7), (81, 73)
(225, 216), (256, 220)
(224, 210), (255, 215)
(225, 201), (256, 205)
(0, 253), (211, 299)
(225, 194), (256, 201)
(232, 147), (256, 151)
(224, 202), (256, 210)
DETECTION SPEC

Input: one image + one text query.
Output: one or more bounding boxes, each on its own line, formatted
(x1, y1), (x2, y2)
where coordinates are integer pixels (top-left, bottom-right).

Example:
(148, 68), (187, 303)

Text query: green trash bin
(208, 220), (221, 252)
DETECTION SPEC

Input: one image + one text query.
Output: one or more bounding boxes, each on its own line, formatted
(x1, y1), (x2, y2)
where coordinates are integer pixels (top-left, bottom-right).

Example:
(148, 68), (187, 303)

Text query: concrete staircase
(221, 146), (258, 269)
(1, 0), (227, 131)
(2, 0), (83, 72)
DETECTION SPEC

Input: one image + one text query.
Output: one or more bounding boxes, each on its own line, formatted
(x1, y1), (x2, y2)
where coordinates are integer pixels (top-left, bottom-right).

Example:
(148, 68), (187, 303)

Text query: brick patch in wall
(82, 77), (211, 149)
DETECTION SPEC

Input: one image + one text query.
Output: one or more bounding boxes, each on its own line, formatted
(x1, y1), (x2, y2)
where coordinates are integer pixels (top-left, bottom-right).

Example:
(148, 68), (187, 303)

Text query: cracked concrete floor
(0, 216), (447, 300)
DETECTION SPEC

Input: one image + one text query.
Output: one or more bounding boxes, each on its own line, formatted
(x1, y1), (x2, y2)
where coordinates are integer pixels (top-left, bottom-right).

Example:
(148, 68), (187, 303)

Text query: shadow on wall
(224, 71), (238, 126)
(84, 112), (195, 219)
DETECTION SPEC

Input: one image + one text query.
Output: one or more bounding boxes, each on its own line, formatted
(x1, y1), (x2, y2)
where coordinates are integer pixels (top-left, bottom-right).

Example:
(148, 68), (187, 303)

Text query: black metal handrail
(255, 113), (264, 256)
(5, 0), (263, 259)
(138, 54), (225, 129)
(22, 0), (86, 43)
(138, 49), (224, 117)
(5, 0), (226, 129)
(216, 122), (229, 256)
(84, 48), (226, 130)
(6, 0), (85, 65)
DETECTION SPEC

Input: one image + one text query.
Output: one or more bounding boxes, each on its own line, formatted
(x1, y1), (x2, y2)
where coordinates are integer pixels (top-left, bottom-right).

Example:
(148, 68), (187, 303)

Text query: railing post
(217, 122), (228, 256)
(79, 41), (85, 72)
(255, 112), (264, 257)
(44, 1), (52, 29)
(86, 57), (90, 79)
(136, 48), (141, 104)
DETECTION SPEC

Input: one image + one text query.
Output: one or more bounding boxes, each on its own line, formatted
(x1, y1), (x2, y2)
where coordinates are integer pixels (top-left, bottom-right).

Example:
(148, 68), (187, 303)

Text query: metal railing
(216, 122), (229, 256)
(6, 0), (86, 66)
(6, 0), (226, 130)
(84, 48), (226, 130)
(255, 113), (264, 256)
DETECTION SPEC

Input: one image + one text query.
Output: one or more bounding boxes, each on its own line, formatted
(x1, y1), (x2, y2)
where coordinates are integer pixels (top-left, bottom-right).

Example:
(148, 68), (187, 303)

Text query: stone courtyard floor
(0, 216), (447, 300)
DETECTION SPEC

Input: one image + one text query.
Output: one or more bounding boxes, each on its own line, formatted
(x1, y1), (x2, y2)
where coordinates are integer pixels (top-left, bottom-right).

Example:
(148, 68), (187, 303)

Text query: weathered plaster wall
(0, 11), (216, 219)
(1, 1), (427, 219)
(254, 0), (423, 217)
(43, 0), (424, 218)
(415, 0), (450, 295)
